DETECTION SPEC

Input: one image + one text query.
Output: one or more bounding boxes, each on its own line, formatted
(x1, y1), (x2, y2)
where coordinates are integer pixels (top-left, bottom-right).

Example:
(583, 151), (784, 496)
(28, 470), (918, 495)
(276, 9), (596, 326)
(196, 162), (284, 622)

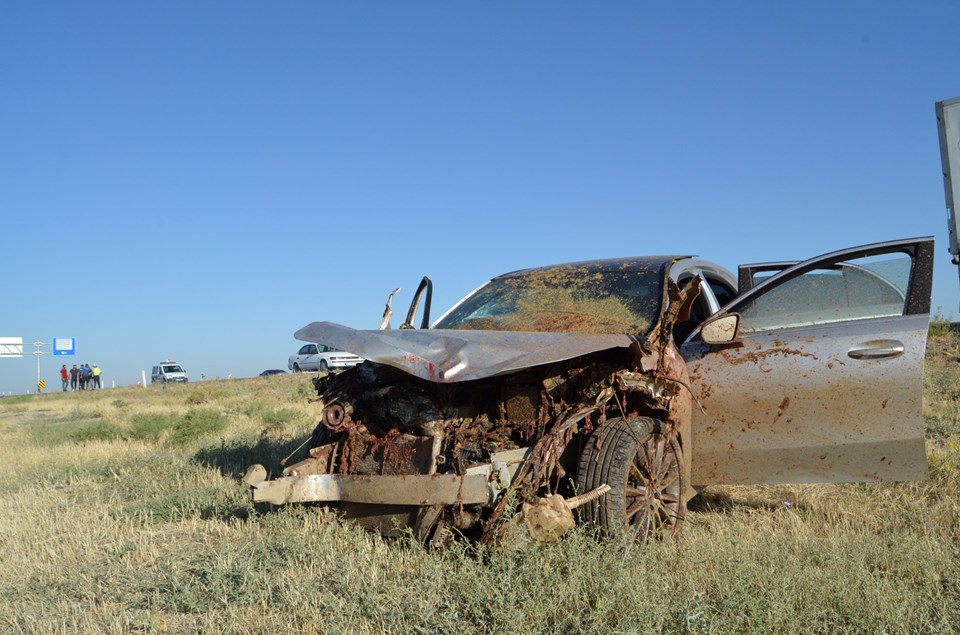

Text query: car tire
(293, 363), (301, 373)
(576, 416), (685, 541)
(319, 360), (329, 373)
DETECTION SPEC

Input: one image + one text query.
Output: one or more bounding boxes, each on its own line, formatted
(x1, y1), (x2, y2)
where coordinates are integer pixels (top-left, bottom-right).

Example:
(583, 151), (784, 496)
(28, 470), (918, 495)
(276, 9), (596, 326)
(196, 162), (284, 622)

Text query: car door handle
(847, 340), (904, 360)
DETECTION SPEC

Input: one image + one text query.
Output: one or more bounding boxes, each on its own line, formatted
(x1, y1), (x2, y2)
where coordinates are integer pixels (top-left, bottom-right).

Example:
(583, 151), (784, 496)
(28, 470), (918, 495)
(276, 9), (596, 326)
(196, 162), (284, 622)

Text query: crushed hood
(294, 322), (635, 383)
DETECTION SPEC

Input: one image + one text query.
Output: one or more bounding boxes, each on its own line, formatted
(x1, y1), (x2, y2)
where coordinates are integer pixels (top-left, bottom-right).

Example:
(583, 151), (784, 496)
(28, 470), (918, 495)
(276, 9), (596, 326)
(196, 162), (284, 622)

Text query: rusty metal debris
(249, 262), (704, 542)
(521, 484), (611, 542)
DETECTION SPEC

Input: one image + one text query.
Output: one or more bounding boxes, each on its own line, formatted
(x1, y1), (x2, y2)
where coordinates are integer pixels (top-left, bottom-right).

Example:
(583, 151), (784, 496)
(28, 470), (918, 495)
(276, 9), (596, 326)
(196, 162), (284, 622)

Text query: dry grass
(1, 333), (959, 634)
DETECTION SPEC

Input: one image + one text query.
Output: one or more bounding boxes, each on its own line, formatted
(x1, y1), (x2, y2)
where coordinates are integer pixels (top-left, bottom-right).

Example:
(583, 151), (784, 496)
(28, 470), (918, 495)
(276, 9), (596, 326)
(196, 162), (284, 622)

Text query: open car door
(680, 237), (934, 485)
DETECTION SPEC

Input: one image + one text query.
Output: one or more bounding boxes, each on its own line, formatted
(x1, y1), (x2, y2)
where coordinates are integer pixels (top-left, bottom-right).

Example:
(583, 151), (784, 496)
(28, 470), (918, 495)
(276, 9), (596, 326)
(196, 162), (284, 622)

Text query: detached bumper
(244, 448), (527, 507)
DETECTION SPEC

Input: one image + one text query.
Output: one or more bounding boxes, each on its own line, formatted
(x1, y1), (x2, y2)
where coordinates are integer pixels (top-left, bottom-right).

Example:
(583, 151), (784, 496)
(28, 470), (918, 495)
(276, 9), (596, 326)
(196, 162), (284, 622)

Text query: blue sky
(1, 1), (958, 393)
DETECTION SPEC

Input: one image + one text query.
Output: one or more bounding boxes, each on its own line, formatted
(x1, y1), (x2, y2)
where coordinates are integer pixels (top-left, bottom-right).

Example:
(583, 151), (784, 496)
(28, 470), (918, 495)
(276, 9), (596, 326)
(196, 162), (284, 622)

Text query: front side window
(739, 253), (910, 332)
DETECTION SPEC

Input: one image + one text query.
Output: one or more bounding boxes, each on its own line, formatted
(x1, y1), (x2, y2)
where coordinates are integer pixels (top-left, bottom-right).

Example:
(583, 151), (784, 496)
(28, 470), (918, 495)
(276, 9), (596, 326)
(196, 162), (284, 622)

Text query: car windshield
(433, 259), (665, 334)
(162, 365), (183, 373)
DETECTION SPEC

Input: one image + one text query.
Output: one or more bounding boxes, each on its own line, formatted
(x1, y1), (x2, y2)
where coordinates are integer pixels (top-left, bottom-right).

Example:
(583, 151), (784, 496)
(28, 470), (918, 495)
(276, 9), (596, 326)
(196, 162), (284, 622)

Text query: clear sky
(2, 1), (959, 394)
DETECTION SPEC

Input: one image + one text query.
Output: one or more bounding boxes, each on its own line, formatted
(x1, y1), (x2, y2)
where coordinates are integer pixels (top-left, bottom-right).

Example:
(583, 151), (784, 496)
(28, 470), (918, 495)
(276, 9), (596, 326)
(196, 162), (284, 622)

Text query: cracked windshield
(434, 261), (662, 334)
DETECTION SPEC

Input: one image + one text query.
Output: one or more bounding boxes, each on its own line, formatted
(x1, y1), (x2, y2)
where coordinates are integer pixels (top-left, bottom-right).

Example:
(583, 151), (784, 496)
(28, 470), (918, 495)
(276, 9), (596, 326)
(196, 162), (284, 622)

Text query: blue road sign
(53, 338), (75, 355)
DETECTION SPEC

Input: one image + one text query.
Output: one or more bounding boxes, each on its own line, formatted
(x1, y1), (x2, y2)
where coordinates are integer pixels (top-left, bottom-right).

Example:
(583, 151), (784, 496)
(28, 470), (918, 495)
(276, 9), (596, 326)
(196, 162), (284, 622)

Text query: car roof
(492, 255), (691, 280)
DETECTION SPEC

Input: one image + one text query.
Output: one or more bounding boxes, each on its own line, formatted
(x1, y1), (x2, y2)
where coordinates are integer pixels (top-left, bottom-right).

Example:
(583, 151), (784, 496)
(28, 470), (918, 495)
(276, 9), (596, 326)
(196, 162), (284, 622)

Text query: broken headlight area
(246, 344), (691, 544)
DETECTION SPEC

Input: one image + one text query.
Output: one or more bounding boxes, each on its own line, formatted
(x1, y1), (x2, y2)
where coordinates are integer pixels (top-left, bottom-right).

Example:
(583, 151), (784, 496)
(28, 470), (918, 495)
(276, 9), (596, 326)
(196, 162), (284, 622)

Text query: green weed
(68, 420), (126, 443)
(0, 395), (33, 406)
(169, 408), (228, 445)
(129, 412), (179, 442)
(185, 386), (224, 404)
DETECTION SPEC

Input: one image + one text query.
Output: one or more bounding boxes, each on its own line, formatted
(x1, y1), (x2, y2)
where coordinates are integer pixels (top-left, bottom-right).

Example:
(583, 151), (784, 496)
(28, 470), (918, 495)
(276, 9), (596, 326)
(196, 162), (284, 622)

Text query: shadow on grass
(689, 489), (808, 513)
(200, 503), (258, 523)
(188, 436), (317, 524)
(192, 435), (310, 481)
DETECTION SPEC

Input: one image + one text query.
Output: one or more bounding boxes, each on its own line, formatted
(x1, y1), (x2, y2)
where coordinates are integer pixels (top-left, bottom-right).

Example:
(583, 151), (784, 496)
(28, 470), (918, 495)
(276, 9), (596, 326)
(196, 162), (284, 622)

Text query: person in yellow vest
(92, 364), (102, 389)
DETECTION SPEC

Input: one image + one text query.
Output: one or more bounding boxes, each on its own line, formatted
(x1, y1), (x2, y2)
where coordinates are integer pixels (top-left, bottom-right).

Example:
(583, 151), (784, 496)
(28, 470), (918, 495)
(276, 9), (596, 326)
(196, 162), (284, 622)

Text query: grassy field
(1, 329), (958, 634)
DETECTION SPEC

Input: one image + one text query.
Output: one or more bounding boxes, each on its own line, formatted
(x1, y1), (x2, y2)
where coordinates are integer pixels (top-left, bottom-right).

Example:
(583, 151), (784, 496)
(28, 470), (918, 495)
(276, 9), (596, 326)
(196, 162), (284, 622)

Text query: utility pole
(33, 341), (48, 393)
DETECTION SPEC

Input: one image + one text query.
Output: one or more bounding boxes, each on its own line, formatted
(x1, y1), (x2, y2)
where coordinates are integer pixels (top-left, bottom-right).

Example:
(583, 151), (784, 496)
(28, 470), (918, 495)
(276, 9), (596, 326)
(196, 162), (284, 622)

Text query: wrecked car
(245, 237), (933, 543)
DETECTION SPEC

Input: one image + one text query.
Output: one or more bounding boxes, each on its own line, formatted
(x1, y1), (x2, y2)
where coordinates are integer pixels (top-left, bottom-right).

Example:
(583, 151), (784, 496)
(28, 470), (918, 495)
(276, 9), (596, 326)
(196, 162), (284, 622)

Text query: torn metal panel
(295, 321), (634, 383)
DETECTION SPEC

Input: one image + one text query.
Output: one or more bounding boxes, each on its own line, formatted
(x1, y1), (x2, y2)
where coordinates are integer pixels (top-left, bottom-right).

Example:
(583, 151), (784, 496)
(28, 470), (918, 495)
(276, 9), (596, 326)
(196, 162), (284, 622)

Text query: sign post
(3, 337), (74, 393)
(936, 96), (960, 301)
(32, 341), (48, 393)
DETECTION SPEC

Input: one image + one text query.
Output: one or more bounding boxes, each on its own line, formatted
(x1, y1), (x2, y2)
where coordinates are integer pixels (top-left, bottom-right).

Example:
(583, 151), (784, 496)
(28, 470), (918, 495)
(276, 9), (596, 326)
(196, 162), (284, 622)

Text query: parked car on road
(248, 237), (933, 544)
(151, 361), (188, 384)
(288, 344), (363, 373)
(259, 369), (287, 377)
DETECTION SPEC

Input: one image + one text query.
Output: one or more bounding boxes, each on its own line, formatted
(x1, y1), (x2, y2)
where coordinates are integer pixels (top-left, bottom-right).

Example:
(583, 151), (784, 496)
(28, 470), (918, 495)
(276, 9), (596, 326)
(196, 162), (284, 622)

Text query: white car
(288, 344), (363, 373)
(151, 361), (188, 384)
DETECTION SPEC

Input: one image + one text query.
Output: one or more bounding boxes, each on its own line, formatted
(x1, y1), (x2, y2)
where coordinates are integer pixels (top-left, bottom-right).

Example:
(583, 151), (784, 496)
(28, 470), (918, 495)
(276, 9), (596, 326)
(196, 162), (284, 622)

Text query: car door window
(737, 252), (911, 332)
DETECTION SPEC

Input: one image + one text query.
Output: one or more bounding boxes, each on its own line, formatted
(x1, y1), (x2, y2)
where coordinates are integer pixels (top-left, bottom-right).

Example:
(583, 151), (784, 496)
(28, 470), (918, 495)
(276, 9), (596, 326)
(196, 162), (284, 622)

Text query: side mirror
(700, 313), (740, 345)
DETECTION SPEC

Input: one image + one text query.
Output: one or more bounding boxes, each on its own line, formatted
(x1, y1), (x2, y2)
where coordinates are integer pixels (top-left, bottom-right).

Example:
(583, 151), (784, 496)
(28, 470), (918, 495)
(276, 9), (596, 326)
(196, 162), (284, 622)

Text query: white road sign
(0, 337), (24, 358)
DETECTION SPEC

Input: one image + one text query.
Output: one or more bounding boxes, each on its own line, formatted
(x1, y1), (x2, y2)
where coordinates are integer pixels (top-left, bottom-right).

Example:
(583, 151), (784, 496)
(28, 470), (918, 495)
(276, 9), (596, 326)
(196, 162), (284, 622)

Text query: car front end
(247, 257), (699, 543)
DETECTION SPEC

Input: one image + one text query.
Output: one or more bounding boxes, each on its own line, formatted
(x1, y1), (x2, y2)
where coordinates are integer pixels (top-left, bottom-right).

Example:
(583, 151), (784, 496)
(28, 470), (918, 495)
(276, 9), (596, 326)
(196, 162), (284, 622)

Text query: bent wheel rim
(624, 433), (682, 540)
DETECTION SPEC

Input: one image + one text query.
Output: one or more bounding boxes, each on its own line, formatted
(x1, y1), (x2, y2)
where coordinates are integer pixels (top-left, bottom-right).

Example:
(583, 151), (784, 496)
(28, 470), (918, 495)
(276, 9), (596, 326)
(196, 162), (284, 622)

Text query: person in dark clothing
(69, 365), (79, 391)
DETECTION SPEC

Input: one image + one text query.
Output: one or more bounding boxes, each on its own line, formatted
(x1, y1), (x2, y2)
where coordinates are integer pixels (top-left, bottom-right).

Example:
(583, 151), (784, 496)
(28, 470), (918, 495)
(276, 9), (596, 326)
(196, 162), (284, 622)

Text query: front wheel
(576, 416), (686, 541)
(319, 360), (329, 373)
(293, 363), (301, 373)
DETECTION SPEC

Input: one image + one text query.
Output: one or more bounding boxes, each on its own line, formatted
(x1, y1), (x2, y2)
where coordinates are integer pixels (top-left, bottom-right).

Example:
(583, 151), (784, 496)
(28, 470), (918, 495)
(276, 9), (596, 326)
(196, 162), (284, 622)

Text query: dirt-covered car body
(246, 237), (933, 542)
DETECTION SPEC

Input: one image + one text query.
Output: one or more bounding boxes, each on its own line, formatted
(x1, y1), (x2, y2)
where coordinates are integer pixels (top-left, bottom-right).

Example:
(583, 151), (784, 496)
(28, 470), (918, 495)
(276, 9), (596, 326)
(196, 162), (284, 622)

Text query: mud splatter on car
(246, 238), (933, 544)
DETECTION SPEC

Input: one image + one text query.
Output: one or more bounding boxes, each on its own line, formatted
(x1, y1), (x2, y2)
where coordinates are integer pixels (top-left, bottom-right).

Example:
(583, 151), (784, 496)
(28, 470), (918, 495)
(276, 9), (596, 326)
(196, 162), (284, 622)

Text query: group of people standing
(59, 363), (102, 391)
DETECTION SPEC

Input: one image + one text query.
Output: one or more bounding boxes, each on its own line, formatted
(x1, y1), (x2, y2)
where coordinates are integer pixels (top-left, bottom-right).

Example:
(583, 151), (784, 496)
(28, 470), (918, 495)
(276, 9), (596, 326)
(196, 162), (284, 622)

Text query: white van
(151, 361), (189, 384)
